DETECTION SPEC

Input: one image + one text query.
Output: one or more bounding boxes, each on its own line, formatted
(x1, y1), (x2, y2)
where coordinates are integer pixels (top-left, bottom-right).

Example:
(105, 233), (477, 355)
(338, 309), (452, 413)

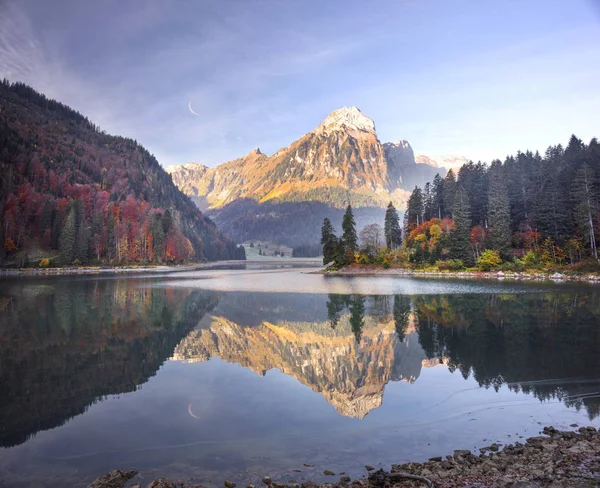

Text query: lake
(1, 264), (599, 487)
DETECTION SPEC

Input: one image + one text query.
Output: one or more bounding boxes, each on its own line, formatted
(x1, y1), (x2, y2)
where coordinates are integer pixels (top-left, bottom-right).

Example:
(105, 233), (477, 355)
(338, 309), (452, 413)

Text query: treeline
(329, 135), (600, 272)
(403, 135), (600, 270)
(0, 80), (245, 267)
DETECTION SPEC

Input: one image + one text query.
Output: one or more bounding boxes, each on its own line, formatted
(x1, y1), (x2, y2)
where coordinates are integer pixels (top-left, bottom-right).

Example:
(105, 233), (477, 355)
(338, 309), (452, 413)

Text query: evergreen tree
(505, 151), (540, 232)
(442, 170), (458, 218)
(341, 205), (357, 263)
(384, 202), (402, 249)
(59, 209), (76, 264)
(534, 175), (571, 245)
(51, 209), (62, 250)
(431, 173), (445, 219)
(563, 135), (586, 189)
(320, 218), (338, 265)
(450, 187), (474, 266)
(73, 198), (88, 262)
(457, 161), (488, 227)
(151, 213), (165, 262)
(326, 294), (346, 329)
(393, 295), (411, 342)
(162, 209), (173, 234)
(423, 182), (435, 221)
(349, 295), (365, 343)
(487, 161), (512, 255)
(335, 237), (345, 266)
(404, 187), (424, 235)
(571, 164), (599, 260)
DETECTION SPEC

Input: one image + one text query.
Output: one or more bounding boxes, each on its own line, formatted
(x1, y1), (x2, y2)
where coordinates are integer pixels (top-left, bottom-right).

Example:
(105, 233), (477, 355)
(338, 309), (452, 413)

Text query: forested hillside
(0, 81), (245, 267)
(402, 135), (600, 269)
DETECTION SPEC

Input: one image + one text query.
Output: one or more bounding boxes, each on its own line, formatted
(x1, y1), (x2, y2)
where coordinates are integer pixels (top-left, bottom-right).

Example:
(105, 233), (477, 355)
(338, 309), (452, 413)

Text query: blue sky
(1, 0), (599, 167)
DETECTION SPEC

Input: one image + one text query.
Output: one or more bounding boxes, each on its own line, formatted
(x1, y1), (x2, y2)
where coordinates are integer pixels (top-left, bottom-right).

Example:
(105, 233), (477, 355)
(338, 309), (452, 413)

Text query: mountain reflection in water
(1, 277), (600, 460)
(173, 291), (600, 421)
(173, 294), (422, 419)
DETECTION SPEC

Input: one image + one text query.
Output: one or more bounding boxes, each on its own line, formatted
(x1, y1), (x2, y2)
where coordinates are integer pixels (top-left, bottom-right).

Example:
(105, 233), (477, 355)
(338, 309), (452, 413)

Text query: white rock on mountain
(315, 106), (376, 135)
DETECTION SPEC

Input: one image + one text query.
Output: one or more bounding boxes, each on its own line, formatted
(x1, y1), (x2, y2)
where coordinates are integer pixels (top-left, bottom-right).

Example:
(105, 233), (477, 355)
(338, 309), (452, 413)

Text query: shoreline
(0, 259), (322, 278)
(318, 265), (600, 284)
(0, 262), (216, 278)
(89, 425), (600, 487)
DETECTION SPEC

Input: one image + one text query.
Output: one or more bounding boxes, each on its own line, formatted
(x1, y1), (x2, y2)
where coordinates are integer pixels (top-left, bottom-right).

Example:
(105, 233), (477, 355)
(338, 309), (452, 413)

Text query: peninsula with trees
(321, 136), (600, 278)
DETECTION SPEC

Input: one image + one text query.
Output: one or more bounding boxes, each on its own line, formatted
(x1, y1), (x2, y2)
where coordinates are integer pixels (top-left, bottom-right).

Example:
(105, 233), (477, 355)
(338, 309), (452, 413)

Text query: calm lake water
(1, 265), (600, 487)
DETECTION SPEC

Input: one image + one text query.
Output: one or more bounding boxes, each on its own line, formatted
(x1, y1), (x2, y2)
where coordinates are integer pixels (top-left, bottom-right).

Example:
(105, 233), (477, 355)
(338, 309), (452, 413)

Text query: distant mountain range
(414, 154), (470, 173)
(169, 107), (466, 247)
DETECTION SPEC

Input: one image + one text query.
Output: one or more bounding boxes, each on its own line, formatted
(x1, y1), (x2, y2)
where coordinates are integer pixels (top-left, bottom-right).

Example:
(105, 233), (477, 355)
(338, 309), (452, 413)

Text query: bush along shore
(88, 426), (599, 488)
(320, 264), (600, 284)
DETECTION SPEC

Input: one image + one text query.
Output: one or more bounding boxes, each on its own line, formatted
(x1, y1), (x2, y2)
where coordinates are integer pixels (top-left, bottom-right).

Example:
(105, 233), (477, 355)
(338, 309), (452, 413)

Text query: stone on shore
(88, 469), (138, 488)
(146, 479), (177, 488)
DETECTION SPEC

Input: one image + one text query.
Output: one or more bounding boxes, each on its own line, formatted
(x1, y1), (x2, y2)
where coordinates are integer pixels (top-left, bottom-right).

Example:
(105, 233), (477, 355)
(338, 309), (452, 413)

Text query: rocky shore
(321, 265), (600, 284)
(88, 426), (599, 488)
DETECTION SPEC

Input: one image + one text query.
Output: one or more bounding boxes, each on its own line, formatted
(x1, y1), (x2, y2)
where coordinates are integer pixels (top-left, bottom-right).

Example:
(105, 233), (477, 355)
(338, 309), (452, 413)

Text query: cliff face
(173, 312), (427, 419)
(385, 141), (443, 190)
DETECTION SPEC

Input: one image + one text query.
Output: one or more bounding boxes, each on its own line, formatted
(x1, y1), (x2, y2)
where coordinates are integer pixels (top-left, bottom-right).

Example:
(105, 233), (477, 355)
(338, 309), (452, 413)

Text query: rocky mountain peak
(384, 139), (416, 169)
(316, 106), (376, 135)
(384, 140), (412, 150)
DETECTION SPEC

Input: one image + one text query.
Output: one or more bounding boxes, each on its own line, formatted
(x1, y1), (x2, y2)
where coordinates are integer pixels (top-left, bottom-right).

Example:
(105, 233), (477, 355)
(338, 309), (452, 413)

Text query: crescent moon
(188, 100), (201, 116)
(188, 403), (200, 419)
